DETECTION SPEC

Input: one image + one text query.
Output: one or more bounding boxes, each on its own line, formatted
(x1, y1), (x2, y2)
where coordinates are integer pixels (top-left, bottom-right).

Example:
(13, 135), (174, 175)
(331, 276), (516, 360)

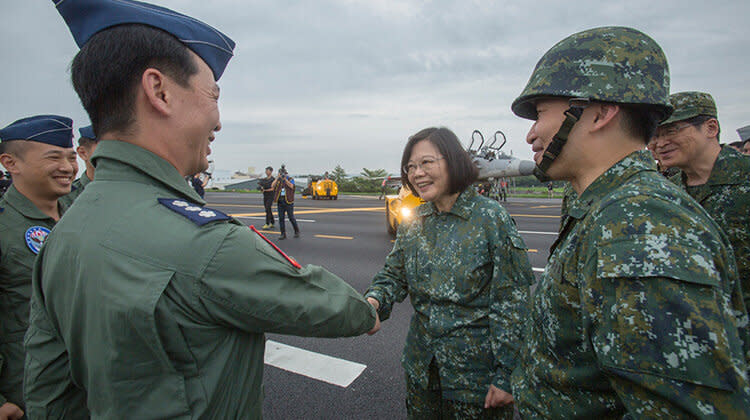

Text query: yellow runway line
(527, 249), (538, 253)
(527, 205), (560, 209)
(314, 234), (354, 240)
(231, 207), (384, 217)
(257, 230), (280, 235)
(209, 203), (322, 210)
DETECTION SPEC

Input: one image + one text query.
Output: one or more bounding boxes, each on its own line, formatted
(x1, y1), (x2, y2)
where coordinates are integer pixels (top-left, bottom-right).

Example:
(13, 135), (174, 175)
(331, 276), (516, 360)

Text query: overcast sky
(2, 0), (748, 176)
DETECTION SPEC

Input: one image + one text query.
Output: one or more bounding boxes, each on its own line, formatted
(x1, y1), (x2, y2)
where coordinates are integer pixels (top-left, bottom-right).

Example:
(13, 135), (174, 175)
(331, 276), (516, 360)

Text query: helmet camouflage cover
(660, 91), (717, 126)
(511, 26), (672, 121)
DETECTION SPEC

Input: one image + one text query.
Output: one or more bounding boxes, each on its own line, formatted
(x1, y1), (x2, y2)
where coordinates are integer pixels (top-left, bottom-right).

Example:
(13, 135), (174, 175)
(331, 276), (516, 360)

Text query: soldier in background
(653, 91), (750, 321)
(509, 26), (750, 417)
(738, 124), (750, 155)
(0, 115), (76, 418)
(24, 1), (376, 418)
(60, 125), (97, 207)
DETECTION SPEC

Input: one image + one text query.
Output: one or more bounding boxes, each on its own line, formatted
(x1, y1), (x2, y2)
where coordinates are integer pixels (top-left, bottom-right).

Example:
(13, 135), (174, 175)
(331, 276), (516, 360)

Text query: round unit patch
(25, 226), (51, 255)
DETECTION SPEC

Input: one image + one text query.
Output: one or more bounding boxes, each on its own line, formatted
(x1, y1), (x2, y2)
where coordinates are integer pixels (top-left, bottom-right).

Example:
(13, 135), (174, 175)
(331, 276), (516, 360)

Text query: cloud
(2, 0), (749, 175)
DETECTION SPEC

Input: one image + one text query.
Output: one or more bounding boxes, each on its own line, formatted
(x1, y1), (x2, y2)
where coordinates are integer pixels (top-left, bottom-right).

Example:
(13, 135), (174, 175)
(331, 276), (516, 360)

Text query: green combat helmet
(511, 26), (673, 181)
(661, 91), (717, 126)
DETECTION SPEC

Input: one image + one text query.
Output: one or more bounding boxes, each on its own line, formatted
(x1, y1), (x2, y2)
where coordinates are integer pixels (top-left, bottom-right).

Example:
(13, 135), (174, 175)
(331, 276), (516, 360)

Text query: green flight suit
(58, 171), (91, 208)
(23, 140), (376, 419)
(0, 185), (64, 409)
(669, 146), (750, 312)
(511, 150), (750, 418)
(366, 189), (533, 417)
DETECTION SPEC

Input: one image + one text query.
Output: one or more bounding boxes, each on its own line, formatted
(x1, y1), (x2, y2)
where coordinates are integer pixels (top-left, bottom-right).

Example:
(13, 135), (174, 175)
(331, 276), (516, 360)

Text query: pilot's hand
(366, 297), (381, 335)
(0, 402), (24, 420)
(484, 385), (513, 408)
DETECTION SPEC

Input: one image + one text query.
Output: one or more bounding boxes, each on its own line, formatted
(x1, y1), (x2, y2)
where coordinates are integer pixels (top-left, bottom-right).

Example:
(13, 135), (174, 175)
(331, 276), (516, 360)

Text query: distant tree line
(330, 165), (390, 193)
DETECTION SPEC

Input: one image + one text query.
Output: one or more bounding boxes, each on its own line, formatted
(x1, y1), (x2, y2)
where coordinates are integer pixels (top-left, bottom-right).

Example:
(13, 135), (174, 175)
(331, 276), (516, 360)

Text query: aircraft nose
(519, 160), (536, 175)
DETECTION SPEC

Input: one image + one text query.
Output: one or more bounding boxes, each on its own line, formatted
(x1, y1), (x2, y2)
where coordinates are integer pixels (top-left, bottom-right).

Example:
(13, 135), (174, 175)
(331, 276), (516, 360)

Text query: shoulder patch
(158, 198), (231, 226)
(25, 226), (50, 254)
(250, 225), (302, 269)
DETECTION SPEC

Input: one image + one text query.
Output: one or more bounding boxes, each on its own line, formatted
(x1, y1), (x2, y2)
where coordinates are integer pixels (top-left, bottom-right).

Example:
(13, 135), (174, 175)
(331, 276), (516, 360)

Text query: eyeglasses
(655, 123), (693, 139)
(403, 156), (444, 175)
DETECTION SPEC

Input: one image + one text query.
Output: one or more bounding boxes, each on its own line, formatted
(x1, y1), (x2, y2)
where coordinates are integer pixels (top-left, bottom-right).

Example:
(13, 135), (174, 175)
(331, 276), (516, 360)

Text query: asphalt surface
(204, 191), (561, 420)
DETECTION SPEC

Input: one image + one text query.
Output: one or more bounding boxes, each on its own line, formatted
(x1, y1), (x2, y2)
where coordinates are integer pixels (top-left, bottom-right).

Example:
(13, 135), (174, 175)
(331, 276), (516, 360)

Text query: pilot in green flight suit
(24, 1), (377, 418)
(59, 125), (98, 208)
(0, 115), (76, 418)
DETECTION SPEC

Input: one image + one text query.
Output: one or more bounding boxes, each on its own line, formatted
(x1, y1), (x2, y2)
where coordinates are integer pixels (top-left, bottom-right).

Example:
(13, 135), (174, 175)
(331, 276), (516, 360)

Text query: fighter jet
(467, 130), (535, 180)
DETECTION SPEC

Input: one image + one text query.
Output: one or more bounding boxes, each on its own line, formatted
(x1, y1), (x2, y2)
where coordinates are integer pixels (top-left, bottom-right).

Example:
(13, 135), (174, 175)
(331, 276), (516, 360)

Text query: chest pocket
(592, 236), (739, 391)
(104, 267), (191, 418)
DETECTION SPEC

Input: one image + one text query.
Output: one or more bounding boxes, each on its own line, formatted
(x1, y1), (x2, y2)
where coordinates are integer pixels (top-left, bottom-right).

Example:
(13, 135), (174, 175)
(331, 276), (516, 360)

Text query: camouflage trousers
(405, 360), (515, 420)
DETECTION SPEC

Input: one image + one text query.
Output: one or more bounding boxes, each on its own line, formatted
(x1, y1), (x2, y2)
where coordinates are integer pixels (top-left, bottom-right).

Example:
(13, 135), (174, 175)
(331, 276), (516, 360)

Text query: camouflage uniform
(671, 146), (750, 321)
(512, 151), (750, 417)
(559, 182), (576, 233)
(366, 188), (533, 418)
(509, 27), (750, 417)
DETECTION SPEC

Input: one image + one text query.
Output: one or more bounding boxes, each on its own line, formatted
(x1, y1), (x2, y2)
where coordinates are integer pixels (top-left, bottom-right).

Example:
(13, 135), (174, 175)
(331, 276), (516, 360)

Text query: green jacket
(669, 146), (750, 312)
(512, 150), (750, 418)
(366, 189), (533, 404)
(23, 140), (376, 419)
(0, 185), (64, 409)
(58, 171), (91, 208)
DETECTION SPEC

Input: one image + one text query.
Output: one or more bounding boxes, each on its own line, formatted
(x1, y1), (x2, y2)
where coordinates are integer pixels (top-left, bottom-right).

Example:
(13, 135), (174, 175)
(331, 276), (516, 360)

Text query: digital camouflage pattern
(406, 360), (513, 419)
(661, 91), (717, 126)
(366, 188), (533, 405)
(669, 146), (750, 325)
(0, 185), (66, 409)
(559, 182), (576, 233)
(58, 171), (91, 208)
(511, 150), (750, 418)
(511, 26), (672, 121)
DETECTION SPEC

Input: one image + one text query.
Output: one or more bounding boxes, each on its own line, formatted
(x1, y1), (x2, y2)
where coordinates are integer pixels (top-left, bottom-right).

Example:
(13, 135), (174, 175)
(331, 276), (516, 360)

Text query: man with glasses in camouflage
(654, 91), (750, 317)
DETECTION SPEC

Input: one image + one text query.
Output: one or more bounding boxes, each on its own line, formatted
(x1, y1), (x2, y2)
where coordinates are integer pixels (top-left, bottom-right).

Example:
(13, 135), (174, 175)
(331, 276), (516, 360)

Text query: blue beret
(0, 115), (74, 148)
(53, 0), (235, 81)
(78, 125), (96, 141)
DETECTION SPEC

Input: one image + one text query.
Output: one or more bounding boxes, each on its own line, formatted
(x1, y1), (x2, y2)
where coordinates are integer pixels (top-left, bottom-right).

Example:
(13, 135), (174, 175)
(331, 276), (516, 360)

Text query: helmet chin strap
(533, 105), (586, 182)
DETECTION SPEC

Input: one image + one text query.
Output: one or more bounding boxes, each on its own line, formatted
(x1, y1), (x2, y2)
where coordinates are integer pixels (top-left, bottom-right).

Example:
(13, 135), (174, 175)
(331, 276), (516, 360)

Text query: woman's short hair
(400, 127), (478, 197)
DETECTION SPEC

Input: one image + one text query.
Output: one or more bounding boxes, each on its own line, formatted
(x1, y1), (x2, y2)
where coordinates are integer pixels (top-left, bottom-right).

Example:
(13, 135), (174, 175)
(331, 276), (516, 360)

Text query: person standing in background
(259, 166), (275, 229)
(272, 165), (299, 240)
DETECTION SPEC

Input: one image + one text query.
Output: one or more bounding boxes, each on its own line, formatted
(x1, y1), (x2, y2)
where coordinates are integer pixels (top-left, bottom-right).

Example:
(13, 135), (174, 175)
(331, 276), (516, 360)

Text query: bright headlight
(400, 207), (412, 218)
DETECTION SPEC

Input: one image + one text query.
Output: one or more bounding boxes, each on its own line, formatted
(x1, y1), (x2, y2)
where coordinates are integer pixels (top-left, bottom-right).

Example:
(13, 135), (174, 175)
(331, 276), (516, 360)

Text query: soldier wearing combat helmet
(509, 26), (750, 417)
(655, 92), (750, 333)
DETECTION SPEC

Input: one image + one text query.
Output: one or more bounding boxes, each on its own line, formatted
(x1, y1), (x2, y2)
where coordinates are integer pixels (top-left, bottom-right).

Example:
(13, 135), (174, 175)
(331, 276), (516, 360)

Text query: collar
(90, 140), (205, 204)
(702, 145), (750, 186)
(570, 149), (657, 219)
(79, 171), (92, 188)
(417, 188), (476, 220)
(0, 184), (59, 221)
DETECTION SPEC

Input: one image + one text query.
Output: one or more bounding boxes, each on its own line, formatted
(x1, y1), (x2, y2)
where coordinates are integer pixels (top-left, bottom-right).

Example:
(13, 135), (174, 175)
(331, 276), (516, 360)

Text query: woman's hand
(366, 297), (381, 335)
(484, 385), (513, 408)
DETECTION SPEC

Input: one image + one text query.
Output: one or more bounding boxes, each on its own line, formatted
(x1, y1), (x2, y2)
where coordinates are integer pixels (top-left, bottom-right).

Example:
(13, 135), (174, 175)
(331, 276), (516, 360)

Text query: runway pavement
(204, 191), (561, 419)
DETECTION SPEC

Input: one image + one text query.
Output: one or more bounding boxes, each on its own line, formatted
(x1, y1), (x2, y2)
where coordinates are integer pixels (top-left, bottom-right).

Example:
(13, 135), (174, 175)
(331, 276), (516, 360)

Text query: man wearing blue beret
(24, 1), (378, 418)
(60, 125), (98, 207)
(0, 115), (76, 418)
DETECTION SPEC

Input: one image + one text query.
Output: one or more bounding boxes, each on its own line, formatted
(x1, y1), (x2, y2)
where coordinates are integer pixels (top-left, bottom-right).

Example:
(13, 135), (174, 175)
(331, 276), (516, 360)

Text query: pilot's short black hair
(400, 127), (478, 198)
(266, 166), (273, 172)
(71, 24), (199, 137)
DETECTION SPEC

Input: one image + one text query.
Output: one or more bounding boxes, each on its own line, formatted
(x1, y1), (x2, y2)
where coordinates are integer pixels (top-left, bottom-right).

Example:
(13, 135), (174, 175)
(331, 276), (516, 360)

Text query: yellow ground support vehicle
(385, 184), (424, 236)
(307, 177), (338, 200)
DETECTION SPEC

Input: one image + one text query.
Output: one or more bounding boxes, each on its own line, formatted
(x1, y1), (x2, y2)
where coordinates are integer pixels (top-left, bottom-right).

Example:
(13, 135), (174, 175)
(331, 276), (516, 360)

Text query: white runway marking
(264, 340), (367, 388)
(518, 230), (558, 236)
(236, 216), (316, 223)
(532, 267), (545, 273)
